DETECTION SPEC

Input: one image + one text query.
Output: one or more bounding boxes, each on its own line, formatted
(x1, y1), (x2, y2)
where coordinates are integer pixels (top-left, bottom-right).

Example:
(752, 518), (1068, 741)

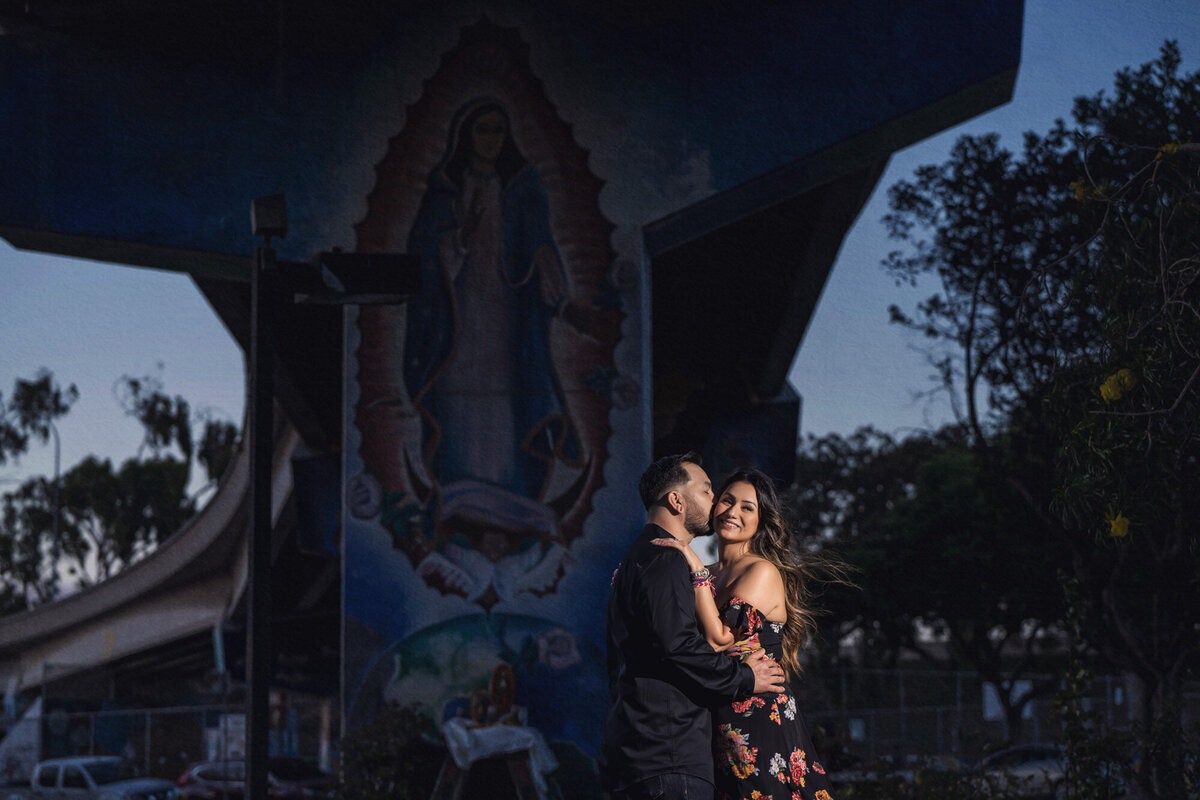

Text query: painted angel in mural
(353, 95), (615, 609)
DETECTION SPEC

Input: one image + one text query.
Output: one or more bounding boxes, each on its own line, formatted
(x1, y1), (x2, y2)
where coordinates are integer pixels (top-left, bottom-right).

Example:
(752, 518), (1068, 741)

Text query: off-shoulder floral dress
(712, 597), (835, 800)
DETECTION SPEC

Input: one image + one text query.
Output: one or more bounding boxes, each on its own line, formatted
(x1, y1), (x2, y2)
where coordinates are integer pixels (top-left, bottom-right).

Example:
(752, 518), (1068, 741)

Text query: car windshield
(86, 759), (143, 785)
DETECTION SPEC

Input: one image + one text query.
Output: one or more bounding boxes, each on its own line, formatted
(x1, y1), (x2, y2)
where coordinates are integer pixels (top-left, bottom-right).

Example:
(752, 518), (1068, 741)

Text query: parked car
(975, 744), (1135, 799)
(174, 761), (241, 800)
(826, 752), (904, 792)
(976, 744), (1065, 799)
(4, 755), (177, 800)
(827, 752), (965, 791)
(175, 759), (332, 800)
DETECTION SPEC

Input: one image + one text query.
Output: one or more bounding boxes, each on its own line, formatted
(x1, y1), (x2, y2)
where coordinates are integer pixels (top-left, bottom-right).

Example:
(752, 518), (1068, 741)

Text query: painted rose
(537, 626), (582, 670)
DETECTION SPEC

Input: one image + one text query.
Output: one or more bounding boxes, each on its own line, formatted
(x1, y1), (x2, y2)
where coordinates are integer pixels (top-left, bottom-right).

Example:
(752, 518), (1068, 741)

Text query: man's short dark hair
(638, 451), (703, 509)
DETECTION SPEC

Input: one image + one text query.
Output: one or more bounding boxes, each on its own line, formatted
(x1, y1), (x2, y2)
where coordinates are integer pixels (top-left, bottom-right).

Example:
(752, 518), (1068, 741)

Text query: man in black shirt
(601, 452), (786, 800)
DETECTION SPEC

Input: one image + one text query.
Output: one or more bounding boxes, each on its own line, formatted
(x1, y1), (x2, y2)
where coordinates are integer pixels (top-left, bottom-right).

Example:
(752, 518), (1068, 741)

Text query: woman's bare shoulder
(726, 558), (784, 603)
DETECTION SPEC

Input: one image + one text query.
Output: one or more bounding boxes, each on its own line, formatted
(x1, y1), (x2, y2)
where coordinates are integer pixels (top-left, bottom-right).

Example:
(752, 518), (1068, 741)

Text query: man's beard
(684, 503), (713, 538)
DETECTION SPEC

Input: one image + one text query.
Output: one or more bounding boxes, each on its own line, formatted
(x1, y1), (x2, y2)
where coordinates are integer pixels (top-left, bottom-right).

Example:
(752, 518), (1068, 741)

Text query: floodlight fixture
(250, 193), (288, 243)
(289, 251), (422, 305)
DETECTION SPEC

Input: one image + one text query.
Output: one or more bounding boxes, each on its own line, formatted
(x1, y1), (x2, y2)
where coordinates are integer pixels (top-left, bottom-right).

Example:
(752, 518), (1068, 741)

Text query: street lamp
(48, 420), (60, 600)
(245, 193), (419, 800)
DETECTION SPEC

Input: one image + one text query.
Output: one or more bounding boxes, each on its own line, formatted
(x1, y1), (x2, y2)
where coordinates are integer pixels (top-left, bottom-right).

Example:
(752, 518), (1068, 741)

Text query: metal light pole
(247, 194), (285, 800)
(48, 421), (60, 600)
(243, 193), (418, 799)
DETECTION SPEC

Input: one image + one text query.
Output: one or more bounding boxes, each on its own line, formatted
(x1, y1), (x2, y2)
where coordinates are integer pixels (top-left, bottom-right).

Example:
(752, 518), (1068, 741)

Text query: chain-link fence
(3, 668), (1197, 787)
(0, 694), (334, 785)
(797, 667), (1200, 767)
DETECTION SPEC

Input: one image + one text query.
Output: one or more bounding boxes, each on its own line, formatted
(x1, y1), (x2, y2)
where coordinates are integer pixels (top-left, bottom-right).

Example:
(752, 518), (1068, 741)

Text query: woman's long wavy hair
(717, 468), (849, 679)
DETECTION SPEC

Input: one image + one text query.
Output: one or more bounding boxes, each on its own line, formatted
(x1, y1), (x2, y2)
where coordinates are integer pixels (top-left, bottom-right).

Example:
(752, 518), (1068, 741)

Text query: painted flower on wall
(537, 626), (581, 670)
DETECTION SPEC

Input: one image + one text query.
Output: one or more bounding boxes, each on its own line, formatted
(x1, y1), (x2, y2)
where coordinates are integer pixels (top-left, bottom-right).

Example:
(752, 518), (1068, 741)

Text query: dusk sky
(2, 0), (1198, 494)
(788, 0), (1200, 442)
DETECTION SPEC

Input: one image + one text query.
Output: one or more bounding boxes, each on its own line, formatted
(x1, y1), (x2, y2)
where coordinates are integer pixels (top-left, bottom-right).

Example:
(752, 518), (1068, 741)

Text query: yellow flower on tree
(1105, 508), (1130, 538)
(1069, 180), (1106, 202)
(1099, 368), (1137, 403)
(1156, 141), (1180, 159)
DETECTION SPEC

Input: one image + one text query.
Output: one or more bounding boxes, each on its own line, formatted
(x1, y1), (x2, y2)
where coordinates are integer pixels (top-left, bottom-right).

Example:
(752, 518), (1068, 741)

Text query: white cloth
(441, 716), (559, 799)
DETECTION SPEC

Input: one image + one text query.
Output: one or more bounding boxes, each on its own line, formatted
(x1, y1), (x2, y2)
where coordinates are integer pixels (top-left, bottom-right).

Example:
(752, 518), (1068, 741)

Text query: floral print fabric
(713, 597), (836, 800)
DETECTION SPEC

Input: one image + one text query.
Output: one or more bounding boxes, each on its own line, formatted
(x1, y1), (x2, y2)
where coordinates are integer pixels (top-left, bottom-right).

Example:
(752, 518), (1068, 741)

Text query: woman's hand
(650, 537), (706, 573)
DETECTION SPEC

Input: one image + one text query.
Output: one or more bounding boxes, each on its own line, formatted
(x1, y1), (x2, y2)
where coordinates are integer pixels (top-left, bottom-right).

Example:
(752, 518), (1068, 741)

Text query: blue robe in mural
(404, 159), (578, 502)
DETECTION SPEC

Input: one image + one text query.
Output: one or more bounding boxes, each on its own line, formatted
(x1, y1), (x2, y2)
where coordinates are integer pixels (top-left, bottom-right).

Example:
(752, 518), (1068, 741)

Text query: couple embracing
(601, 452), (837, 800)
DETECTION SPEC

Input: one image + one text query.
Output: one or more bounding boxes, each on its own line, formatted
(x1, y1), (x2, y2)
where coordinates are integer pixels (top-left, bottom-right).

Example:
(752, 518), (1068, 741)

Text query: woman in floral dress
(653, 468), (838, 800)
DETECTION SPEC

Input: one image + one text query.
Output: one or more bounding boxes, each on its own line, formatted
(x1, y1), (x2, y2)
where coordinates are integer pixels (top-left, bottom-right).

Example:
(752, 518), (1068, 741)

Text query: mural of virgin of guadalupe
(406, 98), (579, 499)
(384, 98), (596, 606)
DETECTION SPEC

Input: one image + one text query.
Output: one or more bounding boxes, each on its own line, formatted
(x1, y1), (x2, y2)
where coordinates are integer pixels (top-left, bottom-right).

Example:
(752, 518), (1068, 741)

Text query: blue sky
(788, 0), (1200, 441)
(1, 0), (1198, 492)
(0, 249), (245, 494)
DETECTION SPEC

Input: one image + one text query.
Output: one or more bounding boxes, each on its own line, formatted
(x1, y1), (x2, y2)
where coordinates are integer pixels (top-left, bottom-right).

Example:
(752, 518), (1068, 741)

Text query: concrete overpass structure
(0, 0), (1025, 788)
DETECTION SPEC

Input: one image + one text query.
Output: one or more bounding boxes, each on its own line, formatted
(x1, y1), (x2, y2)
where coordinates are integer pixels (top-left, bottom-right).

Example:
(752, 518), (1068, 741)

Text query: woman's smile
(713, 480), (759, 540)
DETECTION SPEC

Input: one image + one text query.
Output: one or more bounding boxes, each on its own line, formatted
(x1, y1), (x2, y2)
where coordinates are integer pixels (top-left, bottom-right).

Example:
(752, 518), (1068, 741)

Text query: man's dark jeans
(610, 773), (715, 800)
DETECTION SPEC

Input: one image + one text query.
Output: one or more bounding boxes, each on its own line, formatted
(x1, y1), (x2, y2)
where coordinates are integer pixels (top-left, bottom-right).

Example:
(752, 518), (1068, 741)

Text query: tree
(0, 369), (240, 605)
(0, 370), (79, 601)
(882, 42), (1199, 796)
(882, 440), (1067, 740)
(788, 426), (940, 666)
(789, 427), (1067, 741)
(333, 702), (439, 800)
(1046, 133), (1200, 800)
(0, 477), (58, 610)
(115, 368), (240, 489)
(0, 369), (79, 465)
